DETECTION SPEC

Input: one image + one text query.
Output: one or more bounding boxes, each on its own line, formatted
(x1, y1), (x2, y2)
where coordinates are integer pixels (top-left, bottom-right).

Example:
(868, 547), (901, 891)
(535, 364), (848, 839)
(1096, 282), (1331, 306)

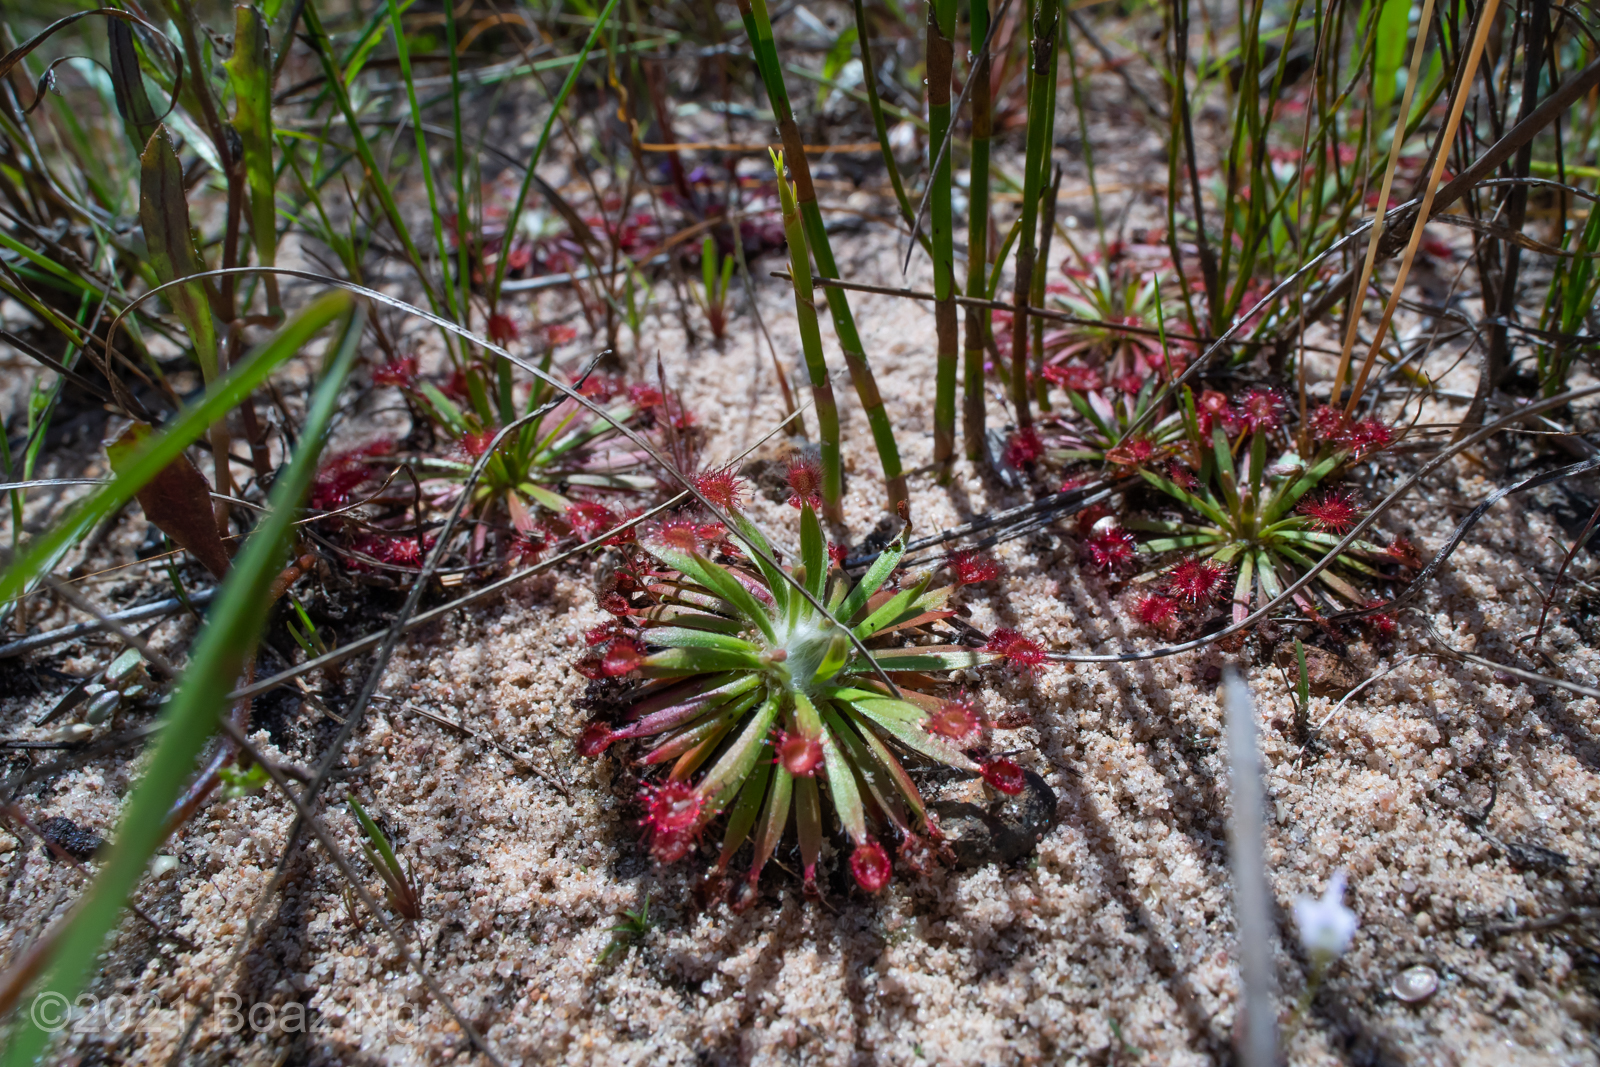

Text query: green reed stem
(739, 0), (907, 514)
(930, 0), (958, 478)
(964, 0), (994, 461)
(1010, 0), (1058, 431)
(773, 151), (842, 523)
(853, 0), (931, 256)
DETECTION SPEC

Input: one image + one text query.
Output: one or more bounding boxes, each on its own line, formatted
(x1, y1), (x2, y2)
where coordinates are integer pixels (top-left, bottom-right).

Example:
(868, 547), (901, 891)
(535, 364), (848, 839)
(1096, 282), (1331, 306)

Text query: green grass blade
(225, 5), (280, 313)
(488, 0), (622, 307)
(0, 292), (352, 607)
(386, 0), (460, 325)
(2, 306), (360, 1067)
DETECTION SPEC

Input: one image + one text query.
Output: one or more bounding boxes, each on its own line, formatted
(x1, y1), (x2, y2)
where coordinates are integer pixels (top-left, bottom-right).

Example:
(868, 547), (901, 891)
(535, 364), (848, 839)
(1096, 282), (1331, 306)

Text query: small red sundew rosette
(570, 496), (1049, 897)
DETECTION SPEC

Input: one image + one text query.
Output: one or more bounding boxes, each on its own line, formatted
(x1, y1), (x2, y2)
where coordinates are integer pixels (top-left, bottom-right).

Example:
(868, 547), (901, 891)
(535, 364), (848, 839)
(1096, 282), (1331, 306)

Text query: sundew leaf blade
(799, 502), (826, 600)
(849, 699), (979, 771)
(643, 627), (760, 653)
(818, 707), (866, 843)
(822, 705), (908, 831)
(642, 646), (767, 677)
(698, 693), (781, 815)
(837, 528), (905, 622)
(852, 572), (934, 639)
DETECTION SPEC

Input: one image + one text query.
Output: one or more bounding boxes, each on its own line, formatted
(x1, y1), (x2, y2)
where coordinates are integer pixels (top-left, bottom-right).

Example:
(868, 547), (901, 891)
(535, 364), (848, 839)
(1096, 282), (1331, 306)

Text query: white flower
(1294, 870), (1357, 960)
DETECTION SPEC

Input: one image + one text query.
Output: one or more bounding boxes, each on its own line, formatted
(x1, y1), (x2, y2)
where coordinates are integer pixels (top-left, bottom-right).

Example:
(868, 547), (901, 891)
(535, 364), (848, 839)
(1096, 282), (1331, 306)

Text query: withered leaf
(108, 423), (231, 580)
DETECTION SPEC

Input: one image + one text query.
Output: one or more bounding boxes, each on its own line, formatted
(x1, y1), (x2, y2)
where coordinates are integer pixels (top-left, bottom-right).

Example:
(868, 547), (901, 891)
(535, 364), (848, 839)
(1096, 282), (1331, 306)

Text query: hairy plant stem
(738, 0), (907, 513)
(964, 0), (994, 461)
(930, 0), (959, 478)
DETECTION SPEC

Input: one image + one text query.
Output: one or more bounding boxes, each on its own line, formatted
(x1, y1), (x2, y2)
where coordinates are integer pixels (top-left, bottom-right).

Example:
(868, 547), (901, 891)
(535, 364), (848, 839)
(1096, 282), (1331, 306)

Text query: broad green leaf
(1372, 0), (1410, 114)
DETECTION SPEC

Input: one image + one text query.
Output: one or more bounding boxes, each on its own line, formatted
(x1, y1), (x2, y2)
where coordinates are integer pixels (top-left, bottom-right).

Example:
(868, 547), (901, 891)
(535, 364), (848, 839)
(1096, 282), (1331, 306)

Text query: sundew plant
(1123, 389), (1411, 629)
(0, 0), (1594, 1057)
(577, 485), (1040, 899)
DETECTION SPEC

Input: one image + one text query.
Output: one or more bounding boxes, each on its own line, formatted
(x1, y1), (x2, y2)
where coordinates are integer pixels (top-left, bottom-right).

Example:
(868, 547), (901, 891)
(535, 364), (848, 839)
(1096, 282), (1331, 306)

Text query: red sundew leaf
(1075, 504), (1113, 534)
(693, 467), (746, 511)
(1112, 371), (1145, 395)
(983, 629), (1046, 672)
(925, 696), (981, 744)
(849, 839), (891, 892)
(1134, 593), (1180, 630)
(1362, 600), (1398, 639)
(640, 779), (703, 838)
(578, 721), (617, 756)
(980, 759), (1026, 795)
(372, 355), (417, 388)
(1041, 364), (1101, 392)
(1105, 437), (1158, 467)
(1083, 527), (1137, 571)
(656, 518), (702, 553)
(1237, 388), (1284, 434)
(1196, 390), (1236, 436)
(602, 638), (645, 677)
(486, 313), (517, 345)
(1163, 557), (1229, 607)
(1297, 489), (1361, 533)
(949, 549), (1002, 585)
(786, 458), (823, 510)
(1004, 428), (1044, 468)
(460, 431), (496, 458)
(774, 730), (824, 776)
(1386, 536), (1422, 569)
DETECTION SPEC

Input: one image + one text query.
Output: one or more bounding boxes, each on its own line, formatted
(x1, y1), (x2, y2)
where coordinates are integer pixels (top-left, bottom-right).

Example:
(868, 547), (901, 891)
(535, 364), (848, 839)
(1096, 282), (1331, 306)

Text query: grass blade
(2, 305), (360, 1067)
(0, 292), (351, 607)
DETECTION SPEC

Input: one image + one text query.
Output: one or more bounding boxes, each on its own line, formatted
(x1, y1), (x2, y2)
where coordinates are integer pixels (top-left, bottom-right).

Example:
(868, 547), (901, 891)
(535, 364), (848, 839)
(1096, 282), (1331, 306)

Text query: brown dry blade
(108, 18), (158, 154)
(139, 124), (219, 377)
(0, 9), (182, 111)
(107, 423), (231, 580)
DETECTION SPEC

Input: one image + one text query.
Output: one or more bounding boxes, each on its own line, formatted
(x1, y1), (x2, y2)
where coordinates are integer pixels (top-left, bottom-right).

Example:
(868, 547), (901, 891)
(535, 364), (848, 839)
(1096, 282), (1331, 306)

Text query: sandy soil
(4, 56), (1600, 1067)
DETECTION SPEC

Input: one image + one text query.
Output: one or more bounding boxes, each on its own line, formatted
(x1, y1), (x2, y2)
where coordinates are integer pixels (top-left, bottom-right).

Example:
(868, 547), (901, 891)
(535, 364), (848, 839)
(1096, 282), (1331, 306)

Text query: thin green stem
(773, 151), (842, 523)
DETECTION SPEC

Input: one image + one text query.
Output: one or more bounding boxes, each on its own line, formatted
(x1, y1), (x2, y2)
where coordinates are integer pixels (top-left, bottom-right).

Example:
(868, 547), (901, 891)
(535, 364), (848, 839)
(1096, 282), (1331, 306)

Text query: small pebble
(1392, 965), (1438, 1003)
